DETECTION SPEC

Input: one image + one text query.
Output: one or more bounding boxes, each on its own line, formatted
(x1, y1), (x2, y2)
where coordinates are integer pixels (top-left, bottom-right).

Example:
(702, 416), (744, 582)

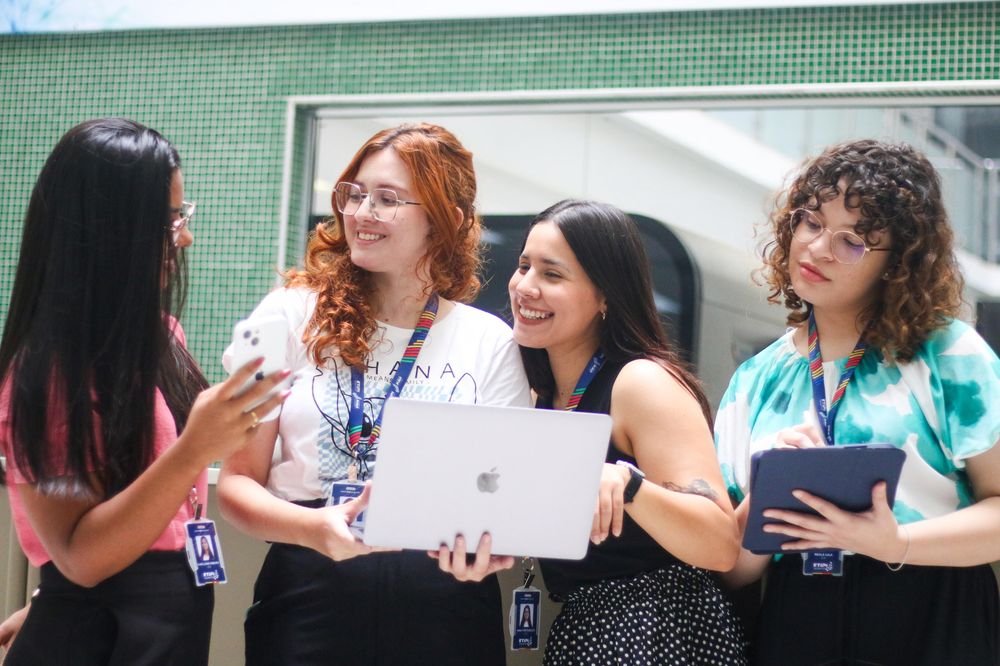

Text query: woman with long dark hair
(0, 118), (287, 665)
(217, 123), (530, 665)
(507, 200), (746, 665)
(716, 140), (1000, 665)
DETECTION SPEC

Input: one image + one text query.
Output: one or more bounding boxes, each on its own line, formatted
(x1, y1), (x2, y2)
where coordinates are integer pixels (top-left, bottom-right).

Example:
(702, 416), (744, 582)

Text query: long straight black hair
(517, 200), (713, 425)
(0, 118), (208, 497)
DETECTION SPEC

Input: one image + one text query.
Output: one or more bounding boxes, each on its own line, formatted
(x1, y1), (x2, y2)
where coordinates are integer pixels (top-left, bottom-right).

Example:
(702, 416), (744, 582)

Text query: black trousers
(245, 543), (505, 666)
(5, 550), (214, 666)
(754, 554), (999, 666)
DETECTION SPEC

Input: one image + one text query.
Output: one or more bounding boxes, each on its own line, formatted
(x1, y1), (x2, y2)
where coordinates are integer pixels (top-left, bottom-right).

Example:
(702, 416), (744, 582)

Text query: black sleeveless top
(538, 357), (682, 600)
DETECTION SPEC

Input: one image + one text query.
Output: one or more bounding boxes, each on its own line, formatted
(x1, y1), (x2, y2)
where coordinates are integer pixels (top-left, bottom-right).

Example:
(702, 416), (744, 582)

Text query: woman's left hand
(591, 462), (631, 545)
(428, 533), (515, 582)
(762, 481), (908, 562)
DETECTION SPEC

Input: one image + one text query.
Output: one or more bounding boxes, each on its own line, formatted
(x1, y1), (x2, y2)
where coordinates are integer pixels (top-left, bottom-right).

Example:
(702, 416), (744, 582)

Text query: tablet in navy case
(743, 444), (906, 554)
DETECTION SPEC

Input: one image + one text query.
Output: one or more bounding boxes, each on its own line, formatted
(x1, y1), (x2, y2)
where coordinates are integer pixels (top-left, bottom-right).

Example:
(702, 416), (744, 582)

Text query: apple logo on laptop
(477, 467), (500, 493)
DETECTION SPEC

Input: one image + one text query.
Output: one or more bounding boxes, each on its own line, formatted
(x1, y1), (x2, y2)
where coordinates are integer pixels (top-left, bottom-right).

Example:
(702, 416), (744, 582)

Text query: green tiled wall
(1, 3), (998, 378)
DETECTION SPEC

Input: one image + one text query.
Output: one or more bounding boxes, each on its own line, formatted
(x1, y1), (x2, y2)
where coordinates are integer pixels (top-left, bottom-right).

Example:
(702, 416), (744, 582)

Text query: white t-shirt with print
(226, 287), (532, 501)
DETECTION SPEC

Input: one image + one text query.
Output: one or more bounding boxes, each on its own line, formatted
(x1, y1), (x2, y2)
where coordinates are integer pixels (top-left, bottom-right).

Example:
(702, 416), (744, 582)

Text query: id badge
(184, 519), (227, 586)
(329, 480), (366, 536)
(509, 586), (541, 651)
(802, 550), (844, 576)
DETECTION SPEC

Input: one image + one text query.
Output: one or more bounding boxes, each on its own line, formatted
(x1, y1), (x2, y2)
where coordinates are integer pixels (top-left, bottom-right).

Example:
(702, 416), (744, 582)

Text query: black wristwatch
(615, 460), (645, 504)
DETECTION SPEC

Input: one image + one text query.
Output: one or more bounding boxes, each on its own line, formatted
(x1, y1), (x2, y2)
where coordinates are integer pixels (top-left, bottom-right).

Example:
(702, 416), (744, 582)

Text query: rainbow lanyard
(807, 310), (868, 445)
(347, 294), (438, 476)
(539, 350), (605, 411)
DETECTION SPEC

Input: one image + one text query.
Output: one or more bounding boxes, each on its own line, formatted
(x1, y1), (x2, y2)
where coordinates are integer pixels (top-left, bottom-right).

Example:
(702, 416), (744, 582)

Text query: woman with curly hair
(217, 123), (530, 666)
(715, 139), (1000, 665)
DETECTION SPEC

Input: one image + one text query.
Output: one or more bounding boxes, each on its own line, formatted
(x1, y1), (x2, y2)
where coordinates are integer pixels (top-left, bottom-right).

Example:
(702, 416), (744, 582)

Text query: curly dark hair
(759, 139), (963, 362)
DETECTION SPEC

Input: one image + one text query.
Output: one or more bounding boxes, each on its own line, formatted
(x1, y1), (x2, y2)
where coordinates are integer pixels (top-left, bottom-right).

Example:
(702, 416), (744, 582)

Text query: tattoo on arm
(660, 478), (719, 502)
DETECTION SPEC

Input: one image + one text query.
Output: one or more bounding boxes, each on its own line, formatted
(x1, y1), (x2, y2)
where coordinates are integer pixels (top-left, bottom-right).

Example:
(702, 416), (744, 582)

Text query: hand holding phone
(228, 315), (290, 423)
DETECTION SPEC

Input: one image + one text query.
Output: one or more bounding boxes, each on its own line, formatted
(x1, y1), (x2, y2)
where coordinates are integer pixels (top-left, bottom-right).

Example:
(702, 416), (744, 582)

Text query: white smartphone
(228, 315), (290, 423)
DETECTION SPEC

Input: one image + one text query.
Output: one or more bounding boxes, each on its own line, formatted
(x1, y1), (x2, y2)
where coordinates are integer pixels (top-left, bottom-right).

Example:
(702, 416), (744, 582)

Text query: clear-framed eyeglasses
(168, 201), (196, 233)
(334, 181), (421, 223)
(789, 208), (892, 265)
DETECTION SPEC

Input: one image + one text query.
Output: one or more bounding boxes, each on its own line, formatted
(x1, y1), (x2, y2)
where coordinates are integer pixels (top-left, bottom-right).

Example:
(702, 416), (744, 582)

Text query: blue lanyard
(347, 294), (438, 478)
(538, 350), (605, 411)
(806, 311), (868, 444)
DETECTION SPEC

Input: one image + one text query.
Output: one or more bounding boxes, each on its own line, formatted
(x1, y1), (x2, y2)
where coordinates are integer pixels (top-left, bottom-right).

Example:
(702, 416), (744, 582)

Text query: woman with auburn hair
(218, 123), (530, 666)
(716, 139), (1000, 665)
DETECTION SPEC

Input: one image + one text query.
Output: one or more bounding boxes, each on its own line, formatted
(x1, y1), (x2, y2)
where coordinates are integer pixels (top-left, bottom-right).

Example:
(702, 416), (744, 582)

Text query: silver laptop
(362, 398), (613, 560)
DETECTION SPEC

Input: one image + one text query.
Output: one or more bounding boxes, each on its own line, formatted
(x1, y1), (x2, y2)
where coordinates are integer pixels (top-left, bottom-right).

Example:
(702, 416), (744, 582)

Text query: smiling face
(342, 148), (430, 281)
(508, 221), (606, 356)
(788, 193), (892, 317)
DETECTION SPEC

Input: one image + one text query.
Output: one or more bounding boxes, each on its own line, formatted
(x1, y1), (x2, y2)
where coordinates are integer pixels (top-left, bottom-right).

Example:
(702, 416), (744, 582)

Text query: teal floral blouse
(715, 319), (1000, 524)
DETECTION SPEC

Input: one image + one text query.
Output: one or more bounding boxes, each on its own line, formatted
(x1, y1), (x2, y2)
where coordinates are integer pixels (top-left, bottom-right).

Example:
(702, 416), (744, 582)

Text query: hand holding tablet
(743, 444), (906, 554)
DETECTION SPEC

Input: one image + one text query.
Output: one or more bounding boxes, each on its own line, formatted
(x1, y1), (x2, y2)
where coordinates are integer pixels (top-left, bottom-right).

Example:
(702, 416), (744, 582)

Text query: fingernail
(281, 369), (292, 377)
(254, 357), (266, 367)
(791, 490), (804, 499)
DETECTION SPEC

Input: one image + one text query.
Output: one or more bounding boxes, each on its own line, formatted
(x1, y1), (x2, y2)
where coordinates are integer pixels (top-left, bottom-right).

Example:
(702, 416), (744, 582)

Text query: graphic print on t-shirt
(311, 357), (479, 495)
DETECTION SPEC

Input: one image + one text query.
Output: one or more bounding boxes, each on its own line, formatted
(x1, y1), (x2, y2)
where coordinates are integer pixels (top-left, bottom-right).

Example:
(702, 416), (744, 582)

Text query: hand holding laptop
(428, 533), (515, 582)
(305, 484), (393, 562)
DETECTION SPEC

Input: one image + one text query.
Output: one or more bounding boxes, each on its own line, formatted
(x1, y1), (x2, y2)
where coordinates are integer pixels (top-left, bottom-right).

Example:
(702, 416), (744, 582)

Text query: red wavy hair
(287, 123), (482, 369)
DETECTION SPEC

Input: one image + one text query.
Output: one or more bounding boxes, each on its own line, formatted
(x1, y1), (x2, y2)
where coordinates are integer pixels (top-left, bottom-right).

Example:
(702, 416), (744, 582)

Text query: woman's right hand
(180, 359), (291, 466)
(308, 483), (376, 562)
(774, 423), (825, 448)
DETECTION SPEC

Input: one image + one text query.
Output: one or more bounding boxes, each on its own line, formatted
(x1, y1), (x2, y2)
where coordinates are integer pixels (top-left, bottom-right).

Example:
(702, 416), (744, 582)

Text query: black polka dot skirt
(543, 565), (747, 666)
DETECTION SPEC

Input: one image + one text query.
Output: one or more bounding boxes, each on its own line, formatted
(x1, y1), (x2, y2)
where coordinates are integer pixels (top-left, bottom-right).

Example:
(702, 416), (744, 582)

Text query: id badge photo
(184, 519), (227, 586)
(509, 586), (541, 651)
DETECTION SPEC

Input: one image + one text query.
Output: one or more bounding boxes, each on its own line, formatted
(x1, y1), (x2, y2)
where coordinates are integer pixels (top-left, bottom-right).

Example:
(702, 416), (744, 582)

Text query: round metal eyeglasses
(789, 208), (891, 265)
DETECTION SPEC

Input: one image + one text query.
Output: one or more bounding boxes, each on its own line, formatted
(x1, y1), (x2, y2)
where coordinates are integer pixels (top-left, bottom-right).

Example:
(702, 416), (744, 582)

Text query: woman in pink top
(0, 118), (288, 665)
